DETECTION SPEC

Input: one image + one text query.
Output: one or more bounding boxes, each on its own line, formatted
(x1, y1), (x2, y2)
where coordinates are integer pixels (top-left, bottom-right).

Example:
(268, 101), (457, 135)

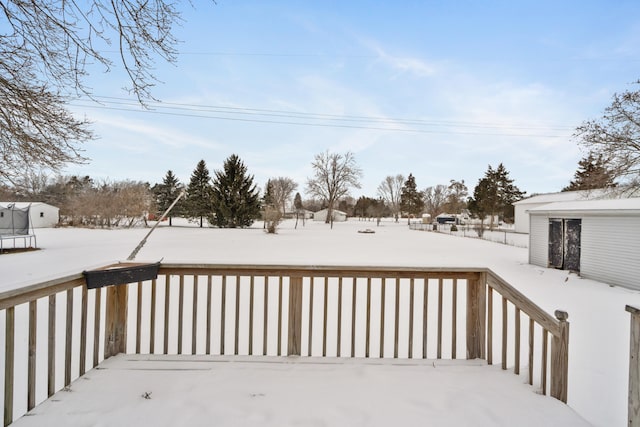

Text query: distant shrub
(450, 224), (458, 232)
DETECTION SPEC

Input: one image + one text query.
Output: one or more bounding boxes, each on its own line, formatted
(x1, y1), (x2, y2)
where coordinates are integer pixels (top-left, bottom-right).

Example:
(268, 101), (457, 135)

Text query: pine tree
(184, 160), (213, 228)
(154, 170), (183, 226)
(210, 154), (261, 228)
(400, 173), (424, 224)
(562, 153), (617, 191)
(468, 164), (524, 229)
(262, 179), (281, 233)
(293, 192), (304, 228)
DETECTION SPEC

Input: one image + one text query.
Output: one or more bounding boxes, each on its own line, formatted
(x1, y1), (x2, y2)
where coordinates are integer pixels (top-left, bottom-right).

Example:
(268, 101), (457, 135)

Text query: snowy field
(1, 218), (639, 426)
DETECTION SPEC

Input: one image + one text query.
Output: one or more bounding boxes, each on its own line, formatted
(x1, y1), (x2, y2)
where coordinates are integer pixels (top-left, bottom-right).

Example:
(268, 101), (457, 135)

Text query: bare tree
(269, 177), (298, 215)
(0, 1), (204, 184)
(574, 82), (640, 187)
(306, 151), (362, 228)
(377, 174), (404, 222)
(423, 184), (449, 220)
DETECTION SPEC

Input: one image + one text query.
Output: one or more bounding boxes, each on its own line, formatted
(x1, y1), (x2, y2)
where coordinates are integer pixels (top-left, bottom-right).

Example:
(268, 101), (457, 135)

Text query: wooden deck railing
(0, 264), (569, 426)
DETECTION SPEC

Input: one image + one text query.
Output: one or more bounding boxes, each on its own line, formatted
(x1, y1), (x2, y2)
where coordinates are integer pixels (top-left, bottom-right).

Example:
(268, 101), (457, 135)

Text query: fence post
(466, 272), (486, 359)
(288, 276), (303, 356)
(550, 310), (569, 403)
(104, 284), (128, 359)
(627, 305), (640, 425)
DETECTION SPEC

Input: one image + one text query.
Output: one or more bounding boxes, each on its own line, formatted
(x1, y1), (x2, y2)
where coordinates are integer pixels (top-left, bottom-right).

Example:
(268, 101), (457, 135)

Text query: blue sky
(65, 1), (640, 198)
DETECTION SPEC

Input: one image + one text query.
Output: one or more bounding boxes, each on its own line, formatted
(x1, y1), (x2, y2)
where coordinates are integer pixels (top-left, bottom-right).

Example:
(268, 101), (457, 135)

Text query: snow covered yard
(1, 218), (638, 426)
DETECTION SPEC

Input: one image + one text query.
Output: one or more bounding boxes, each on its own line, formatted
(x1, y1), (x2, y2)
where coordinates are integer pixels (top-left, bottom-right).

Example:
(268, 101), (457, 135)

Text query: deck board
(11, 354), (588, 426)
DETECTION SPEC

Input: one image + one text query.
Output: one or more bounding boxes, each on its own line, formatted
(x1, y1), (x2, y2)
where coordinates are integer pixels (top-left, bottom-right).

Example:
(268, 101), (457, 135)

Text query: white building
(513, 188), (627, 234)
(0, 202), (60, 228)
(528, 198), (640, 290)
(313, 209), (347, 222)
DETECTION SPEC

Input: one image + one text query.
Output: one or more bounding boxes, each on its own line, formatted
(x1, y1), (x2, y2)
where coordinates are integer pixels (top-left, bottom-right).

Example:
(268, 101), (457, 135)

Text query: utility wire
(70, 96), (572, 138)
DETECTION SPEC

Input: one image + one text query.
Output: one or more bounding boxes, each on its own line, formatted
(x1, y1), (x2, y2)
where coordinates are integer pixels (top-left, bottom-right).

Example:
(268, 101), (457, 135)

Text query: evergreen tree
(293, 192), (304, 228)
(185, 160), (213, 228)
(153, 170), (183, 226)
(562, 153), (617, 191)
(400, 173), (424, 224)
(468, 164), (524, 228)
(262, 179), (281, 233)
(210, 154), (261, 228)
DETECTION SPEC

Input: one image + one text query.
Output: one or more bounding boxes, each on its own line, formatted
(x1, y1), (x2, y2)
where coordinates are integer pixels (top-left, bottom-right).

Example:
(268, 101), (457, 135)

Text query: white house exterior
(313, 209), (347, 222)
(528, 198), (640, 290)
(0, 202), (59, 228)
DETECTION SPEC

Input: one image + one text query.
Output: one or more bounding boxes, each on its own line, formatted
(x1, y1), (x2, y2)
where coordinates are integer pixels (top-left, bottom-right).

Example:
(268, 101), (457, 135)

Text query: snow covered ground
(2, 218), (638, 426)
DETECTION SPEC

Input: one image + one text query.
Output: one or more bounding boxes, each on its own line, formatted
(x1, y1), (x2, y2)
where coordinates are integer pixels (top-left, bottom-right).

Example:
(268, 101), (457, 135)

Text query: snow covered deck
(11, 355), (587, 426)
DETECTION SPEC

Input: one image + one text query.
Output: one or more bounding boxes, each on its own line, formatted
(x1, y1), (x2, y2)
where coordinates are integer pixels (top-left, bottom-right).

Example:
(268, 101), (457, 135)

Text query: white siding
(580, 216), (640, 289)
(529, 214), (548, 267)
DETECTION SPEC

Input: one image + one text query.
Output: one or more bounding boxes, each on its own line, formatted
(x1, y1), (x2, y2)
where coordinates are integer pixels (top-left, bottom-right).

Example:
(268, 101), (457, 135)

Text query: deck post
(466, 272), (486, 359)
(550, 310), (569, 403)
(104, 284), (128, 359)
(288, 276), (303, 356)
(627, 305), (640, 424)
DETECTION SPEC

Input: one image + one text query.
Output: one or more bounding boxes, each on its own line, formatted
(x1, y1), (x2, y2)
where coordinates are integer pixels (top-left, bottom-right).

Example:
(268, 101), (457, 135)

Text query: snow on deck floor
(12, 355), (588, 427)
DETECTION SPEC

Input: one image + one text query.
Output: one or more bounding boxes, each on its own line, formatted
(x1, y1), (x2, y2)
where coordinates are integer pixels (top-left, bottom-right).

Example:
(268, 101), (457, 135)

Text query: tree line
(2, 1), (640, 214)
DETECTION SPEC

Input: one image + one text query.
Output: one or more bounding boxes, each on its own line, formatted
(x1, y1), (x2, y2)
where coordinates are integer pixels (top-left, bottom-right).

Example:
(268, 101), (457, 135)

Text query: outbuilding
(0, 202), (60, 228)
(313, 209), (347, 222)
(512, 189), (613, 234)
(528, 198), (640, 290)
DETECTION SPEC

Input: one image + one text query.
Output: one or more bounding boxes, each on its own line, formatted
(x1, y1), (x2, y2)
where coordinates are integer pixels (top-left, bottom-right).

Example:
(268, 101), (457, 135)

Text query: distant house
(513, 188), (633, 234)
(313, 209), (347, 222)
(528, 198), (640, 290)
(0, 202), (59, 228)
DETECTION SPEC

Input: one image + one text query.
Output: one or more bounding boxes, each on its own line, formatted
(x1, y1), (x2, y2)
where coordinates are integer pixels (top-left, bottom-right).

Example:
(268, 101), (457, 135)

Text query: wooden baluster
(277, 276), (283, 356)
(337, 277), (343, 357)
(487, 287), (493, 365)
(206, 276), (212, 355)
(452, 279), (457, 359)
(422, 278), (429, 359)
(28, 301), (37, 410)
(80, 286), (88, 375)
(249, 276), (254, 355)
(288, 276), (303, 356)
(5, 306), (15, 427)
(408, 278), (415, 359)
(308, 278), (314, 356)
(323, 277), (328, 357)
(178, 275), (184, 354)
(93, 288), (101, 367)
(263, 275), (269, 356)
(234, 276), (240, 355)
(394, 278), (400, 359)
(150, 279), (157, 354)
(541, 329), (548, 395)
(351, 278), (357, 358)
(136, 282), (142, 354)
(380, 278), (386, 358)
(514, 307), (521, 375)
(164, 275), (170, 355)
(366, 277), (371, 358)
(528, 318), (534, 386)
(192, 275), (199, 355)
(437, 278), (443, 359)
(502, 297), (508, 370)
(65, 289), (73, 386)
(220, 276), (227, 355)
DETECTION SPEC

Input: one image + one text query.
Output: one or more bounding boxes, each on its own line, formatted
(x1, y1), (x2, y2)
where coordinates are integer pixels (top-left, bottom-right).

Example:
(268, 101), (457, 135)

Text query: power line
(70, 96), (573, 138)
